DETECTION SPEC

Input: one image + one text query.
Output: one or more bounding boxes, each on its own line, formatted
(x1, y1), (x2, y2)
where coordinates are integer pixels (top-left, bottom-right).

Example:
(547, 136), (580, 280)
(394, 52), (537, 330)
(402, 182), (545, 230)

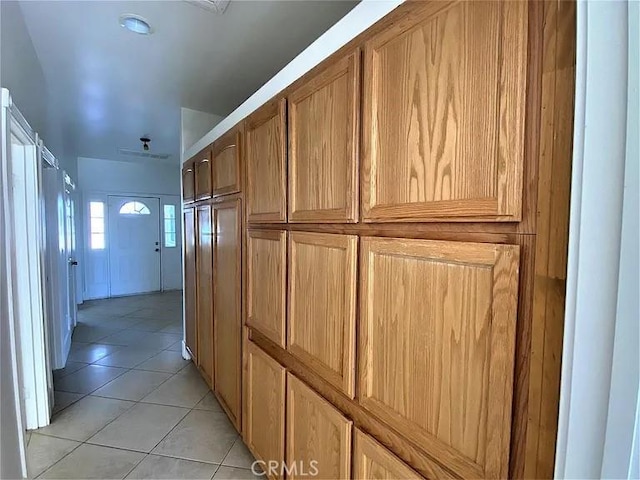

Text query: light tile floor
(28, 291), (259, 479)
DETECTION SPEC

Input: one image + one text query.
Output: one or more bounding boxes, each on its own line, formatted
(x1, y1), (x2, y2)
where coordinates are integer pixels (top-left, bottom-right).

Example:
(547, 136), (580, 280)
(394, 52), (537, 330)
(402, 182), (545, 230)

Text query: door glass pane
(119, 201), (151, 215)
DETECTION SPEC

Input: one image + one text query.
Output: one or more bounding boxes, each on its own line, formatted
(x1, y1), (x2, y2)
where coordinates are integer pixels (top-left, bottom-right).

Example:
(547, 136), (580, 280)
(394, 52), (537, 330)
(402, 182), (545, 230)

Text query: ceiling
(19, 0), (358, 164)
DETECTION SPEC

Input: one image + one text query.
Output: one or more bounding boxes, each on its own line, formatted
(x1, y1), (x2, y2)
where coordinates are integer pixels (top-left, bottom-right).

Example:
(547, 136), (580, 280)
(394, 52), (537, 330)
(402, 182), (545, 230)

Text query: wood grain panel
(288, 232), (357, 397)
(288, 49), (359, 223)
(196, 204), (214, 387)
(212, 127), (242, 197)
(522, 1), (575, 477)
(353, 428), (424, 480)
(361, 1), (527, 222)
(246, 98), (287, 223)
(183, 208), (197, 360)
(286, 373), (352, 480)
(247, 229), (287, 347)
(244, 340), (286, 480)
(182, 160), (195, 203)
(214, 198), (242, 429)
(359, 237), (520, 479)
(195, 148), (212, 201)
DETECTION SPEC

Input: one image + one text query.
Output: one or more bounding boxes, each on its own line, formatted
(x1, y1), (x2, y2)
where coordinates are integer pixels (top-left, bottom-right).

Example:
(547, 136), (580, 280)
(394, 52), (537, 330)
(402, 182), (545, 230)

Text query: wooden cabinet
(182, 161), (195, 203)
(287, 373), (352, 480)
(196, 204), (214, 387)
(361, 1), (527, 222)
(358, 237), (520, 479)
(246, 98), (287, 223)
(213, 198), (242, 428)
(195, 148), (212, 201)
(353, 429), (422, 480)
(244, 340), (286, 479)
(212, 127), (242, 197)
(288, 49), (359, 223)
(288, 232), (357, 397)
(247, 229), (287, 347)
(183, 207), (197, 359)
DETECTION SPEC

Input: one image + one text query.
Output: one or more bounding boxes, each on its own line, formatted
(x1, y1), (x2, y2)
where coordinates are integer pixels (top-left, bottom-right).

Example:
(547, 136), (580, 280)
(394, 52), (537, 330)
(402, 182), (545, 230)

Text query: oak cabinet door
(196, 204), (214, 386)
(286, 373), (352, 480)
(353, 429), (422, 480)
(195, 149), (212, 201)
(183, 207), (197, 360)
(288, 49), (359, 223)
(213, 198), (242, 428)
(212, 127), (242, 197)
(358, 237), (520, 479)
(182, 161), (195, 203)
(288, 232), (357, 397)
(362, 1), (527, 222)
(244, 340), (286, 480)
(247, 229), (287, 347)
(246, 98), (287, 223)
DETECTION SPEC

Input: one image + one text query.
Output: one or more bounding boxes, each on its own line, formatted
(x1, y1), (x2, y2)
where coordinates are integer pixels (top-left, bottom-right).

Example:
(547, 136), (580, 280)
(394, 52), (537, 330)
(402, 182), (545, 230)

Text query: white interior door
(64, 179), (77, 326)
(108, 196), (161, 296)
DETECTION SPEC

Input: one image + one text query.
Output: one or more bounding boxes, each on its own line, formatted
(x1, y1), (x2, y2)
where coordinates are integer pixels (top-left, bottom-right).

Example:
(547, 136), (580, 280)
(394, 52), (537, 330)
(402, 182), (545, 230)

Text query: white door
(108, 196), (161, 296)
(64, 179), (77, 326)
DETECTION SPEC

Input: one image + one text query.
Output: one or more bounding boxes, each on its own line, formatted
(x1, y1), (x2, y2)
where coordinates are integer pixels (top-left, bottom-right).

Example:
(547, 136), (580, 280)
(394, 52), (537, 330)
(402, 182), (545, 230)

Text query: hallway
(27, 292), (258, 479)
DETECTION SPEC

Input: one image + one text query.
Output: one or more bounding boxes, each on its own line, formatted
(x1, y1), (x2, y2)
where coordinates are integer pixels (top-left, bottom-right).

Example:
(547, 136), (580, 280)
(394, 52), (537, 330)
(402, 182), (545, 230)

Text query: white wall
(78, 157), (183, 298)
(180, 107), (223, 160)
(555, 1), (639, 478)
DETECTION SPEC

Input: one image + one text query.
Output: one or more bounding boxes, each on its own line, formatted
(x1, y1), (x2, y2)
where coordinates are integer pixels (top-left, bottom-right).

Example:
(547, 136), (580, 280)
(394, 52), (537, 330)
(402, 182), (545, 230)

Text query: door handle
(155, 248), (160, 252)
(69, 260), (78, 266)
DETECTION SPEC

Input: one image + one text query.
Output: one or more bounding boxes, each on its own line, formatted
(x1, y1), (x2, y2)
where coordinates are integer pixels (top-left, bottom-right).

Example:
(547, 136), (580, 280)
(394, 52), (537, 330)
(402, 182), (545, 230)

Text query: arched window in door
(119, 201), (151, 215)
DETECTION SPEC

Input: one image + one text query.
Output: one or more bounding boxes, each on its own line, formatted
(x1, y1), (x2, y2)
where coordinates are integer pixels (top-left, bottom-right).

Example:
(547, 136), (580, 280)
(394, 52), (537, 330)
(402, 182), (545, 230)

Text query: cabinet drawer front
(245, 340), (286, 479)
(196, 204), (214, 386)
(247, 229), (287, 347)
(195, 150), (212, 201)
(213, 199), (242, 428)
(353, 429), (423, 480)
(362, 1), (527, 222)
(212, 129), (241, 197)
(182, 162), (195, 203)
(287, 373), (352, 480)
(246, 98), (287, 223)
(288, 49), (360, 223)
(359, 237), (520, 479)
(183, 208), (197, 359)
(288, 232), (357, 397)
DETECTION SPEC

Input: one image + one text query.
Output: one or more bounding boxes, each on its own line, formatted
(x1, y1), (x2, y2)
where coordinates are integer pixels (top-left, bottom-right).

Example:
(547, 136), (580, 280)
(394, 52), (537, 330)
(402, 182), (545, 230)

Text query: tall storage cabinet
(213, 198), (242, 429)
(195, 204), (214, 387)
(183, 2), (575, 479)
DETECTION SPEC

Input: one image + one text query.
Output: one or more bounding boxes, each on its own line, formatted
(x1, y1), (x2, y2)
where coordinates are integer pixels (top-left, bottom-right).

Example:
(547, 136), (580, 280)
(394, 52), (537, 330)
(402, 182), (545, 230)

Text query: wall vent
(184, 0), (230, 15)
(119, 148), (171, 160)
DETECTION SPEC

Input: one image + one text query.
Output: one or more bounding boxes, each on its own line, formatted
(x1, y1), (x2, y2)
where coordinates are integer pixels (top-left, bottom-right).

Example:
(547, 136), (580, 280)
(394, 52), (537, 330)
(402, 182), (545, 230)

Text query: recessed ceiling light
(119, 14), (153, 35)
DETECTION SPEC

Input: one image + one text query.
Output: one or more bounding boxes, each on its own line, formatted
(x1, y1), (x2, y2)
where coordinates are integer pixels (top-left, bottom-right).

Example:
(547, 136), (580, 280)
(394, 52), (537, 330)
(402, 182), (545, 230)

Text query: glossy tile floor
(27, 292), (259, 479)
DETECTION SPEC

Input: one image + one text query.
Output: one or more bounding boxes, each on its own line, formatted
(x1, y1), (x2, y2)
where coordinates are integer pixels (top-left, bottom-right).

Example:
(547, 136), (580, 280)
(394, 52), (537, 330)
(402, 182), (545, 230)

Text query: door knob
(155, 248), (160, 252)
(69, 260), (78, 266)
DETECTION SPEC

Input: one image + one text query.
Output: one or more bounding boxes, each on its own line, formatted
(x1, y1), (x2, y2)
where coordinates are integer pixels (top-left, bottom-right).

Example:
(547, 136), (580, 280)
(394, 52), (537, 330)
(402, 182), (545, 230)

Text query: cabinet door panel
(246, 98), (287, 223)
(353, 429), (423, 480)
(288, 50), (359, 223)
(212, 128), (241, 197)
(182, 161), (195, 203)
(286, 373), (351, 480)
(244, 340), (285, 480)
(288, 232), (357, 397)
(247, 229), (287, 347)
(196, 204), (214, 386)
(183, 208), (197, 359)
(359, 237), (519, 479)
(362, 1), (527, 221)
(195, 149), (212, 201)
(213, 199), (242, 428)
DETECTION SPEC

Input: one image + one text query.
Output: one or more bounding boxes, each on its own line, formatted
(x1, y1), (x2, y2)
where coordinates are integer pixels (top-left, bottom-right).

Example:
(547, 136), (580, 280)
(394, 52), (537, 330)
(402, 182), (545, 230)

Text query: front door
(108, 196), (161, 296)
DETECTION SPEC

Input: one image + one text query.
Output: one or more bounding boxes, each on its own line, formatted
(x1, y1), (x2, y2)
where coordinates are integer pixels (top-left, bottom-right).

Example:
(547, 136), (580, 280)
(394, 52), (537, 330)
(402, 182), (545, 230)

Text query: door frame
(106, 194), (162, 297)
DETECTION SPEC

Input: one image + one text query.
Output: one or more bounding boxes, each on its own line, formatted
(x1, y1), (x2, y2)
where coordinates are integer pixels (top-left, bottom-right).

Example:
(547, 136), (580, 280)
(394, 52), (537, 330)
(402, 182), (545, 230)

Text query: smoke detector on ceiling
(184, 0), (230, 15)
